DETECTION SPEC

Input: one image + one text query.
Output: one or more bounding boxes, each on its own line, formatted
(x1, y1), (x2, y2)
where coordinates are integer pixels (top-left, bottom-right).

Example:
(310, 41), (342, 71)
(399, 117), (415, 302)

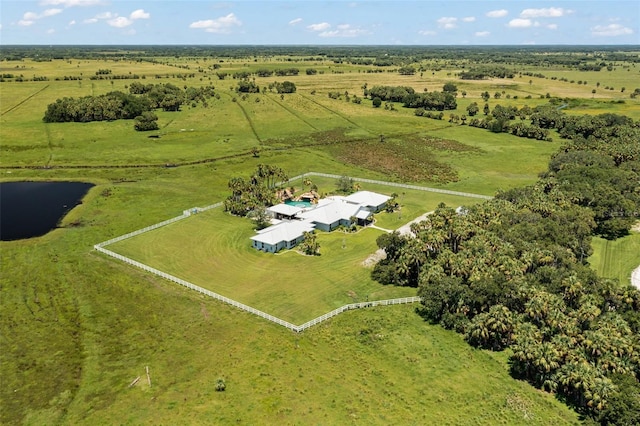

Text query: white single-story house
(344, 190), (392, 212)
(250, 220), (316, 253)
(250, 190), (388, 252)
(298, 197), (373, 232)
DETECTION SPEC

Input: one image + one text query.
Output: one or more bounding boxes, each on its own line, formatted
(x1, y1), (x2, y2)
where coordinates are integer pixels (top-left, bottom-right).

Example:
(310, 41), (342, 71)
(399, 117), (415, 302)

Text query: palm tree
(585, 376), (616, 412)
(561, 275), (584, 309)
(471, 304), (516, 350)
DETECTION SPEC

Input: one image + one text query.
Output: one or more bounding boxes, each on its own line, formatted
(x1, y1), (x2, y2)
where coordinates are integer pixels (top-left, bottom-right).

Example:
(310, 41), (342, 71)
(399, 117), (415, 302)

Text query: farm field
(1, 46), (638, 425)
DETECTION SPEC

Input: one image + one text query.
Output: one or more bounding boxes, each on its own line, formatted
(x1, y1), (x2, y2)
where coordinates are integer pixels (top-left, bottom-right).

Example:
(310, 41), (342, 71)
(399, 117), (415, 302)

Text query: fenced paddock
(95, 173), (490, 331)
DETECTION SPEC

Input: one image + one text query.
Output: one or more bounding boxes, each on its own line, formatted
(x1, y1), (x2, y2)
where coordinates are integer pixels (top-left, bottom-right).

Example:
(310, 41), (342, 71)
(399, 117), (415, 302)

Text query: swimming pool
(285, 200), (314, 208)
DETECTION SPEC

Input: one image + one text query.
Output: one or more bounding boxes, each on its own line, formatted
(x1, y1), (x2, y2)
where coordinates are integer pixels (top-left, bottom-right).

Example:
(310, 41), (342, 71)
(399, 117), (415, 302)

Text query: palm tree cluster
(224, 164), (287, 216)
(373, 196), (639, 421)
(420, 201), (637, 420)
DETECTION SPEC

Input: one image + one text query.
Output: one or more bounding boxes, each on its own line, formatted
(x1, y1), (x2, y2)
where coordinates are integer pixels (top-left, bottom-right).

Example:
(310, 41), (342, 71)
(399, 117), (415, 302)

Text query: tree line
(3, 46), (639, 71)
(459, 65), (515, 80)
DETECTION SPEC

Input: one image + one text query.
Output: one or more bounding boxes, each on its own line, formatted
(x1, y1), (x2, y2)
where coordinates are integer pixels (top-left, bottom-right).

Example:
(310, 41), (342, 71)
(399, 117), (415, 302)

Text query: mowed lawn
(589, 231), (640, 286)
(109, 207), (415, 324)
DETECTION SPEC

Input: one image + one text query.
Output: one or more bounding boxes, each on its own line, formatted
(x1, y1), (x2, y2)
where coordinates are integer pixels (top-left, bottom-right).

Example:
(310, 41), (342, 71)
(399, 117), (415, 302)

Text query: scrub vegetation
(1, 45), (639, 425)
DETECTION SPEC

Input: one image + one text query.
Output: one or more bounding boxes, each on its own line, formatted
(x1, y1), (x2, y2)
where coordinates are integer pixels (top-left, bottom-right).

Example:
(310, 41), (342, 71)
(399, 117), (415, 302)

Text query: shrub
(215, 378), (226, 392)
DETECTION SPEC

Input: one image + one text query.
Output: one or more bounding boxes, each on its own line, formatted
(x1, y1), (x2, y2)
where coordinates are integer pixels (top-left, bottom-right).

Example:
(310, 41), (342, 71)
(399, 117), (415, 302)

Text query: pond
(1, 181), (94, 241)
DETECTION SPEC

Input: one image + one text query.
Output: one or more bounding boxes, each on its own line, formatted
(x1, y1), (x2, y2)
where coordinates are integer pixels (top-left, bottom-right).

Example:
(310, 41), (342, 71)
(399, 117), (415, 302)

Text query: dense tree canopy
(43, 83), (216, 124)
(43, 91), (151, 123)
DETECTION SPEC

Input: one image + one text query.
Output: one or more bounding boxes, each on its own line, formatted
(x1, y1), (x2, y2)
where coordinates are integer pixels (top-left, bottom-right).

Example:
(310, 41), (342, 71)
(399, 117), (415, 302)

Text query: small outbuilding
(267, 203), (305, 220)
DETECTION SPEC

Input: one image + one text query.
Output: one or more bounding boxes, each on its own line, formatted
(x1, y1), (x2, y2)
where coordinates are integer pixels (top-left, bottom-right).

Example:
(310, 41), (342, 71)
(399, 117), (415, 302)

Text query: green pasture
(0, 164), (577, 424)
(108, 206), (413, 324)
(427, 125), (560, 194)
(589, 231), (640, 286)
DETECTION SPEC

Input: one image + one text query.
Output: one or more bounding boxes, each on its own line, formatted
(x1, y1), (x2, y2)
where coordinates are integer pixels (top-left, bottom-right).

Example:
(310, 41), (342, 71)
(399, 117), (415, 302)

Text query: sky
(0, 1), (638, 45)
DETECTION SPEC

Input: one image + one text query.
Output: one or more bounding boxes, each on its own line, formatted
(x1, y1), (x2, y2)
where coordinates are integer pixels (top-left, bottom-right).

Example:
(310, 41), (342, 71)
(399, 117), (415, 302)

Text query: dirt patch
(362, 249), (386, 268)
(200, 303), (210, 320)
(404, 135), (482, 153)
(631, 221), (640, 233)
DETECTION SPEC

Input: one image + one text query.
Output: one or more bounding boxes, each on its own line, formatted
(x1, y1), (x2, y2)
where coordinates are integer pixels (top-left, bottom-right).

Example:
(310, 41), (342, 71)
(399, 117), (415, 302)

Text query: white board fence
(94, 172), (494, 331)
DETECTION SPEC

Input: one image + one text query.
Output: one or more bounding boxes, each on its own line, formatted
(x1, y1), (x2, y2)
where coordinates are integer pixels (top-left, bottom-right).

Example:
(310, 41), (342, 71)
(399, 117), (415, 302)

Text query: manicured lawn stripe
(589, 232), (640, 286)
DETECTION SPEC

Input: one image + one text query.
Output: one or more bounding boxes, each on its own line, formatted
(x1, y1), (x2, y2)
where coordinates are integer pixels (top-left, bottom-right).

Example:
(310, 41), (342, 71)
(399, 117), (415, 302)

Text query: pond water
(0, 181), (94, 241)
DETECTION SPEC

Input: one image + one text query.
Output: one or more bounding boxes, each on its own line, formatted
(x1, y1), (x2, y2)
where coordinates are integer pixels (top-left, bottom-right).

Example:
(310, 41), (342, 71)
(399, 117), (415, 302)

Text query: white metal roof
(344, 191), (391, 208)
(355, 209), (373, 220)
(250, 220), (316, 245)
(298, 199), (367, 225)
(267, 203), (304, 217)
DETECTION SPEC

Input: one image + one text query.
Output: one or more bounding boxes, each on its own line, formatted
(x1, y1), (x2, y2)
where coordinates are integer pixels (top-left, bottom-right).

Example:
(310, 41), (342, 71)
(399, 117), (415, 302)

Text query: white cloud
(591, 23), (634, 37)
(437, 17), (457, 30)
(462, 17), (476, 23)
(317, 23), (368, 38)
(508, 18), (533, 28)
(520, 8), (572, 18)
(547, 24), (558, 30)
(307, 22), (331, 31)
(129, 9), (150, 20)
(189, 13), (242, 34)
(40, 0), (105, 6)
(418, 30), (436, 36)
(18, 20), (35, 27)
(108, 16), (133, 28)
(42, 8), (63, 17)
(47, 28), (55, 34)
(83, 18), (98, 24)
(22, 8), (62, 21)
(475, 31), (490, 37)
(289, 18), (302, 25)
(68, 19), (76, 25)
(95, 12), (115, 19)
(486, 9), (508, 18)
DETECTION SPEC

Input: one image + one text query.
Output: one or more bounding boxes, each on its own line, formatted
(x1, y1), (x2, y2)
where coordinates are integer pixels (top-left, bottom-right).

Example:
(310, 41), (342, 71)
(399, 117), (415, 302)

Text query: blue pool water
(285, 200), (313, 208)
